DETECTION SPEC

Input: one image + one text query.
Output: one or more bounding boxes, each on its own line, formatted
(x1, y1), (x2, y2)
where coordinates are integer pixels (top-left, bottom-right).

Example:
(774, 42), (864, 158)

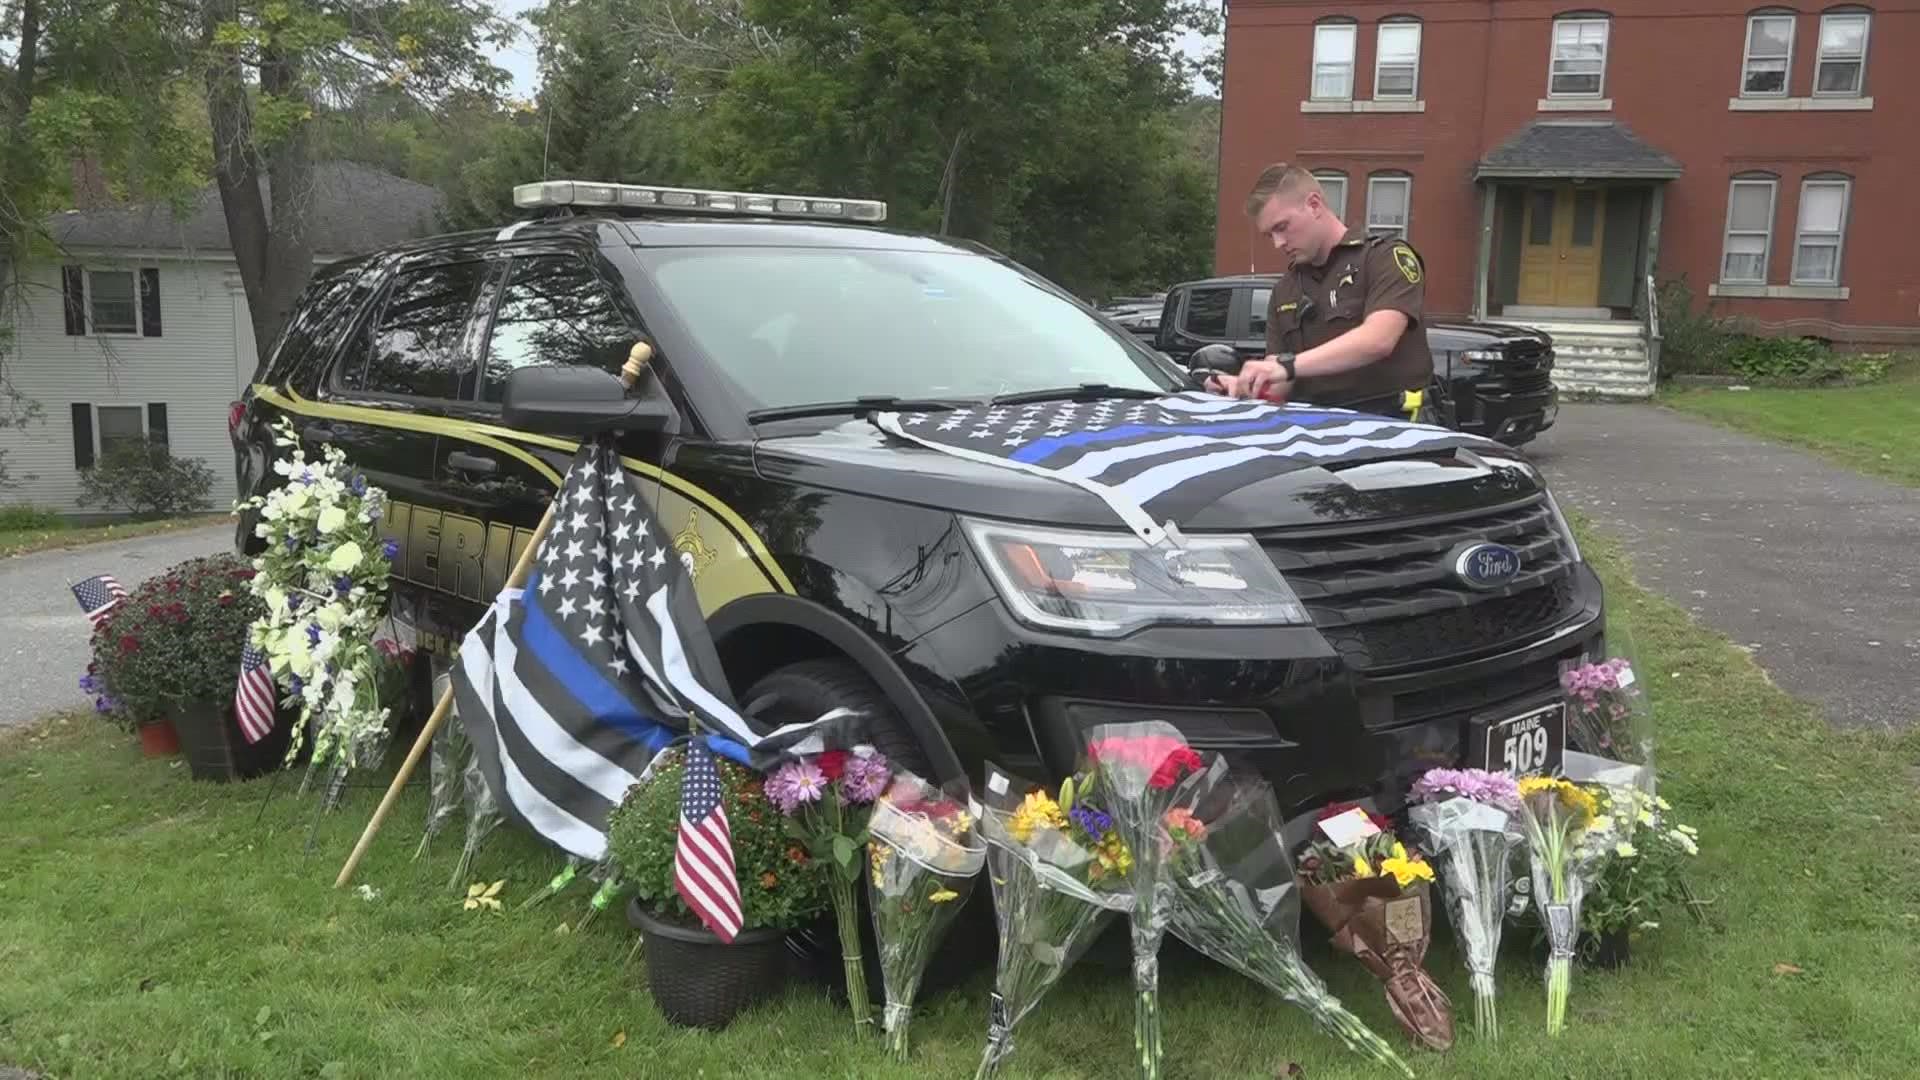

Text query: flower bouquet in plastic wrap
(867, 769), (985, 1060)
(1165, 758), (1412, 1078)
(1516, 775), (1614, 1034)
(1407, 768), (1525, 1041)
(767, 746), (894, 1037)
(1560, 638), (1654, 793)
(1299, 803), (1454, 1051)
(974, 763), (1131, 1080)
(1081, 722), (1206, 1080)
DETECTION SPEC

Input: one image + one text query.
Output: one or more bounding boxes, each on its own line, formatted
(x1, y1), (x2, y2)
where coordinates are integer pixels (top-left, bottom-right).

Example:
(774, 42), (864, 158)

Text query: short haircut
(1244, 164), (1323, 216)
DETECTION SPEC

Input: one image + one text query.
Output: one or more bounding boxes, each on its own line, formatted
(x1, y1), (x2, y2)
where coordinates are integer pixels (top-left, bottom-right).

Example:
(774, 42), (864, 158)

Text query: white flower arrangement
(236, 417), (401, 770)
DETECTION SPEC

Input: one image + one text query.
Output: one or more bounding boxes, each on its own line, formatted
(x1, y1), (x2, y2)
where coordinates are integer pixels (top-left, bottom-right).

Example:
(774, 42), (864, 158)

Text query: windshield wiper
(746, 396), (970, 424)
(990, 383), (1165, 407)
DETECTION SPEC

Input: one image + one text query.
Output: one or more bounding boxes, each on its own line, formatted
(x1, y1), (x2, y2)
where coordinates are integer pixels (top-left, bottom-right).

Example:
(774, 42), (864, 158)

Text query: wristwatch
(1275, 353), (1297, 381)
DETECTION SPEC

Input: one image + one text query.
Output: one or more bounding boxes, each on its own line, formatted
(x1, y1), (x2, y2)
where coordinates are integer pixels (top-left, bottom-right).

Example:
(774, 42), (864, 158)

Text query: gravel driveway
(0, 523), (231, 730)
(1529, 403), (1919, 731)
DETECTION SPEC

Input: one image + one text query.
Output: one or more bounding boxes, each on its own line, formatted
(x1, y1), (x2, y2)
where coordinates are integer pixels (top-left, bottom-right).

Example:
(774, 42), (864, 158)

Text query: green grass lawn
(4, 526), (1919, 1079)
(0, 513), (228, 558)
(1663, 362), (1920, 486)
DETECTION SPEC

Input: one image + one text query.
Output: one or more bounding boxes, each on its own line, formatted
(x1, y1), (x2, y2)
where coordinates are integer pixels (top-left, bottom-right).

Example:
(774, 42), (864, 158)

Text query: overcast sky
(481, 1), (1219, 99)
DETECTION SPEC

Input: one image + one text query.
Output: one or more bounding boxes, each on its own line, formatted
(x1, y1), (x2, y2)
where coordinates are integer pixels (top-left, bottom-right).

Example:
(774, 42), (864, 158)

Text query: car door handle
(446, 450), (498, 476)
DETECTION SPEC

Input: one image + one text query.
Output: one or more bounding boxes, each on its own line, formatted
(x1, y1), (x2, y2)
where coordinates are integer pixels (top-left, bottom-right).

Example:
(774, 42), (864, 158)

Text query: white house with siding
(2, 162), (444, 514)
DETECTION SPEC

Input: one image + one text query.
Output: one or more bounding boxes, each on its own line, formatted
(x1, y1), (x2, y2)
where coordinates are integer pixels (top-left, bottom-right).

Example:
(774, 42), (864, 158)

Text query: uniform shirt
(1263, 227), (1432, 406)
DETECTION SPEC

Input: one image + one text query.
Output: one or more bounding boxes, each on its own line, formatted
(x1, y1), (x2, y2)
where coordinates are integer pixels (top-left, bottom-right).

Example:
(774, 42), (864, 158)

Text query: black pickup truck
(1149, 274), (1559, 446)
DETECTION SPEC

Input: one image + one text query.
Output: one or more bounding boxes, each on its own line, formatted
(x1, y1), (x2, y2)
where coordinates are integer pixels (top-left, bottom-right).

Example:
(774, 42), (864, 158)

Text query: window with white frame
(95, 405), (148, 457)
(1741, 12), (1795, 96)
(1375, 21), (1422, 99)
(1311, 21), (1358, 100)
(1548, 16), (1610, 98)
(1814, 11), (1870, 96)
(1312, 171), (1349, 221)
(87, 270), (138, 334)
(1720, 176), (1777, 284)
(1792, 177), (1850, 285)
(1366, 175), (1412, 240)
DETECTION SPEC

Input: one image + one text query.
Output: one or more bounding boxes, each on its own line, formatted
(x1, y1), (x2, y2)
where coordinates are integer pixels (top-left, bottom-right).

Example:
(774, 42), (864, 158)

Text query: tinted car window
(480, 255), (634, 402)
(640, 247), (1170, 410)
(1247, 287), (1273, 341)
(339, 260), (487, 398)
(262, 264), (369, 385)
(1182, 288), (1231, 338)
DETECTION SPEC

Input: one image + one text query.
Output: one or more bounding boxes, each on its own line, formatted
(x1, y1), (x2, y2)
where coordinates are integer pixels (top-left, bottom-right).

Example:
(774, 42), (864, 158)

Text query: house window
(1720, 176), (1778, 284)
(1366, 175), (1412, 240)
(70, 403), (169, 468)
(1741, 12), (1795, 96)
(1375, 21), (1422, 100)
(1311, 21), (1358, 101)
(96, 406), (147, 456)
(1548, 16), (1610, 98)
(1814, 11), (1870, 96)
(1792, 177), (1851, 285)
(1312, 171), (1349, 221)
(87, 270), (138, 334)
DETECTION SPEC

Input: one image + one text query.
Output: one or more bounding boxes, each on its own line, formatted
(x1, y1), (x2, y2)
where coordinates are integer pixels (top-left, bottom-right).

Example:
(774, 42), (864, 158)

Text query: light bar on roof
(513, 180), (888, 223)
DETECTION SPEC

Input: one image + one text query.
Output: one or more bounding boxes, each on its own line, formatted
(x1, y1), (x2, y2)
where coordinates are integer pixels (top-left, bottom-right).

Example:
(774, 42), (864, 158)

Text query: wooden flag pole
(334, 344), (653, 889)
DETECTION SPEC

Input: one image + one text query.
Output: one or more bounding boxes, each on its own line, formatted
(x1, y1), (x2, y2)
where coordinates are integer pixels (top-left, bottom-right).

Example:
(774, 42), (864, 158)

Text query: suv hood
(754, 419), (1547, 532)
(1426, 321), (1552, 351)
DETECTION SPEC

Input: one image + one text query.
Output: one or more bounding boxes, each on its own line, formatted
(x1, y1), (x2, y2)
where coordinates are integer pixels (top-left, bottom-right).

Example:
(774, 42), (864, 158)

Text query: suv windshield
(640, 246), (1175, 410)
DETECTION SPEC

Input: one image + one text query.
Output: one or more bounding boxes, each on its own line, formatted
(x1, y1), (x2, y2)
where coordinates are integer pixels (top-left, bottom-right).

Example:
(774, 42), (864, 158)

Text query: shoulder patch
(1391, 244), (1422, 285)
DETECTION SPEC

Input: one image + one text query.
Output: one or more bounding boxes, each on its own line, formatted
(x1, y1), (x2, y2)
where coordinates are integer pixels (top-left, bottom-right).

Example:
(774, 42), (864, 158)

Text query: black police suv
(231, 181), (1602, 840)
(1152, 274), (1561, 447)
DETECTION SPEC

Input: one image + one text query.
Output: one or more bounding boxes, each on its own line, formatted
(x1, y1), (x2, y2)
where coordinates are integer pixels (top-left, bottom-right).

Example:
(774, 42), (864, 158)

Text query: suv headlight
(1459, 348), (1502, 364)
(961, 518), (1310, 635)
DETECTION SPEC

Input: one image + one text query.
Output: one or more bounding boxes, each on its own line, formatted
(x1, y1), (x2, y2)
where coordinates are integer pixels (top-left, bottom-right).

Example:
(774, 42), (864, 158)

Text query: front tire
(740, 658), (987, 1006)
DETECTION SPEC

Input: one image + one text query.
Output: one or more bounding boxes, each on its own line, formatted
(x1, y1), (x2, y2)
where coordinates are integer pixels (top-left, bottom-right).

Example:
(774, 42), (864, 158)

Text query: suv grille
(1506, 339), (1551, 365)
(1500, 368), (1554, 395)
(1259, 497), (1579, 671)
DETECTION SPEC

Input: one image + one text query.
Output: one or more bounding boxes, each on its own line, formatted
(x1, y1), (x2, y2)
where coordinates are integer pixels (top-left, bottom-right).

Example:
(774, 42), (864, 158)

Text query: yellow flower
(1390, 841), (1408, 861)
(1351, 852), (1375, 878)
(1094, 832), (1133, 878)
(1615, 841), (1638, 858)
(1520, 777), (1598, 825)
(463, 880), (505, 912)
(326, 541), (364, 574)
(1380, 855), (1434, 888)
(929, 888), (959, 903)
(1008, 791), (1066, 844)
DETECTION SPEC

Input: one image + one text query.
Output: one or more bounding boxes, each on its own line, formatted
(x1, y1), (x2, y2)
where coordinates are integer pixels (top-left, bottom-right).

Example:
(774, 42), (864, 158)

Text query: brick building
(1216, 1), (1918, 393)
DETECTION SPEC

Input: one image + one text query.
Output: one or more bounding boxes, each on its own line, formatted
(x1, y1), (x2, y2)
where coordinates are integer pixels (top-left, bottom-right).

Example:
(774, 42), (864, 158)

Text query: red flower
(217, 594), (235, 607)
(118, 635), (141, 654)
(816, 750), (850, 783)
(165, 578), (182, 593)
(1088, 735), (1203, 788)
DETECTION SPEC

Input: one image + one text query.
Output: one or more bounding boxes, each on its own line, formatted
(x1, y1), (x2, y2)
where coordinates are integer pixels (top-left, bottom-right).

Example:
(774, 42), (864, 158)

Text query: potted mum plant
(608, 743), (829, 1031)
(88, 554), (289, 778)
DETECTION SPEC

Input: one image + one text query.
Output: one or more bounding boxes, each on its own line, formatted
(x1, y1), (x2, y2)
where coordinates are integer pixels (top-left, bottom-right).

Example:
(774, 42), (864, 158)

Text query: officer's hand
(1207, 372), (1243, 398)
(1240, 358), (1284, 400)
(1262, 378), (1294, 405)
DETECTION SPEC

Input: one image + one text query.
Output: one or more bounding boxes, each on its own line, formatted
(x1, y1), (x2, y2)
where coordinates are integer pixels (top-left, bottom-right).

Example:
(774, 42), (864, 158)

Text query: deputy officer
(1212, 163), (1432, 417)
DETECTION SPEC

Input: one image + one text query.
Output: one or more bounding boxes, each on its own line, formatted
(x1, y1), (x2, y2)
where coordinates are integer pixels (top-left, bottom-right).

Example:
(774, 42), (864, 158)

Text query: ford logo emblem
(1451, 541), (1522, 590)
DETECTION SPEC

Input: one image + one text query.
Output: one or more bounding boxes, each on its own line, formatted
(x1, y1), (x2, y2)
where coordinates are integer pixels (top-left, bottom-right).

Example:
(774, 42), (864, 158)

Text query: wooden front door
(1517, 185), (1606, 307)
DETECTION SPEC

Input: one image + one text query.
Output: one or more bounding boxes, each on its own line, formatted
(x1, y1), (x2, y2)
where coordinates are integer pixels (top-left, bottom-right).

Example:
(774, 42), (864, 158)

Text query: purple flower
(94, 696), (112, 714)
(382, 539), (400, 562)
(289, 674), (304, 695)
(285, 535), (300, 551)
(765, 760), (827, 815)
(350, 474), (367, 496)
(307, 624), (322, 645)
(1069, 804), (1113, 838)
(288, 594), (302, 612)
(79, 673), (98, 694)
(840, 751), (892, 805)
(334, 575), (353, 597)
(1409, 767), (1521, 812)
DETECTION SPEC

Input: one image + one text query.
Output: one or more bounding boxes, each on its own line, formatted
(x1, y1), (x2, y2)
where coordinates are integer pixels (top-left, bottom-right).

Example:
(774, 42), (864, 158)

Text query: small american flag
(234, 644), (277, 744)
(674, 740), (743, 942)
(71, 574), (128, 627)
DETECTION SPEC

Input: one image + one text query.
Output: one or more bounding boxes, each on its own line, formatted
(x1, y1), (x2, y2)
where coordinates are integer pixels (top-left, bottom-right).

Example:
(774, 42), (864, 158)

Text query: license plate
(1478, 702), (1565, 778)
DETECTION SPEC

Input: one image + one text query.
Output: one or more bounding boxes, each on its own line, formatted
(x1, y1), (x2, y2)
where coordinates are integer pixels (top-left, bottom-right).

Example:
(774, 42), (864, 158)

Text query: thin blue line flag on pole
(451, 439), (844, 861)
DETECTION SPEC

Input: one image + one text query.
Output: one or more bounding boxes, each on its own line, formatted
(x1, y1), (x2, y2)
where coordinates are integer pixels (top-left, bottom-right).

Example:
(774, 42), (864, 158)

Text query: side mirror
(501, 366), (676, 437)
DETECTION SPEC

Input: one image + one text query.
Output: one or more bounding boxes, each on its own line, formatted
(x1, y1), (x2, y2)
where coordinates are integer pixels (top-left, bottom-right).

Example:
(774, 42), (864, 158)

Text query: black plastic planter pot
(164, 699), (292, 782)
(628, 898), (789, 1030)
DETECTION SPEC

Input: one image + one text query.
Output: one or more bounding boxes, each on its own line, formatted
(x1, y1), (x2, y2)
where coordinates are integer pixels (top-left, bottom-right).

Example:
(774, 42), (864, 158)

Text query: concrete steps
(1507, 319), (1653, 399)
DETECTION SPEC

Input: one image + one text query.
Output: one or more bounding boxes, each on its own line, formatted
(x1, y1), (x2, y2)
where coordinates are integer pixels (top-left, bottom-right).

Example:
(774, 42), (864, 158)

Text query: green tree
(699, 0), (1216, 298)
